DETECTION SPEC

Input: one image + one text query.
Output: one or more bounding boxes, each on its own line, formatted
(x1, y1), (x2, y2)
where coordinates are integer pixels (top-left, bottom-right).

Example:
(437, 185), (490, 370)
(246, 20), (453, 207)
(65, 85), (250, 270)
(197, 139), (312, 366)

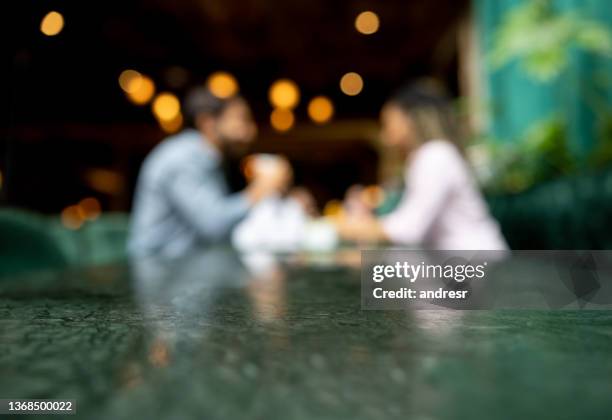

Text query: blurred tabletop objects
(1, 247), (612, 419)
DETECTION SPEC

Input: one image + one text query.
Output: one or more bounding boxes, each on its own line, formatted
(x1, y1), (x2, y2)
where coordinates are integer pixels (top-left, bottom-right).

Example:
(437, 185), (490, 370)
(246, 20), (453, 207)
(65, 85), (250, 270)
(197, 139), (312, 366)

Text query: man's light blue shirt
(128, 129), (251, 257)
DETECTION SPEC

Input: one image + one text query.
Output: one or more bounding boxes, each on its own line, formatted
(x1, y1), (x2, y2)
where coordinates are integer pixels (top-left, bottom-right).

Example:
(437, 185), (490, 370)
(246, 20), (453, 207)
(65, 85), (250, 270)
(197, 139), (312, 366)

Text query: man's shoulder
(150, 129), (213, 161)
(142, 130), (218, 175)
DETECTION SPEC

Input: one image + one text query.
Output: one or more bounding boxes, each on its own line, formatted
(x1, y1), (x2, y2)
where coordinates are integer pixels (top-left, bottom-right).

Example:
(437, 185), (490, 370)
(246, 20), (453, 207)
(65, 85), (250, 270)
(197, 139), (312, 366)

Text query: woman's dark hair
(183, 87), (243, 127)
(387, 79), (461, 147)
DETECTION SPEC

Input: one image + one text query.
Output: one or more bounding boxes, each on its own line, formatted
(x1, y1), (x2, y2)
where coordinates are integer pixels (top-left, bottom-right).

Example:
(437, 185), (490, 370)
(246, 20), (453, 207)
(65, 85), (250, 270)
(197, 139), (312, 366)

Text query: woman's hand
(334, 213), (388, 244)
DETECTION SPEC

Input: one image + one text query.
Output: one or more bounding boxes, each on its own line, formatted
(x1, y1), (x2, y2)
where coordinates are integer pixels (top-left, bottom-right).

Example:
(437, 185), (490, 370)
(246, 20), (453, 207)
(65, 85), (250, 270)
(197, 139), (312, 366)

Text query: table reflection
(2, 249), (612, 420)
(129, 247), (289, 369)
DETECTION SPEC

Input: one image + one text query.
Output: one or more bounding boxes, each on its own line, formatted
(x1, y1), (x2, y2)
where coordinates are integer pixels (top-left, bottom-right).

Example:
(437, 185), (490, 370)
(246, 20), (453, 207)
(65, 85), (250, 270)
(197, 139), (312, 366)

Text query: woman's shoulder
(414, 139), (463, 165)
(405, 139), (472, 186)
(419, 139), (459, 154)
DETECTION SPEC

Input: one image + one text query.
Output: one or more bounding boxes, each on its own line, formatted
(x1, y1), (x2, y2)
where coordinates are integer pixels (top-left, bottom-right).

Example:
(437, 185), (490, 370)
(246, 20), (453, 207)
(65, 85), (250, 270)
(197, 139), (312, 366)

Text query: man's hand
(244, 154), (293, 203)
(289, 187), (319, 217)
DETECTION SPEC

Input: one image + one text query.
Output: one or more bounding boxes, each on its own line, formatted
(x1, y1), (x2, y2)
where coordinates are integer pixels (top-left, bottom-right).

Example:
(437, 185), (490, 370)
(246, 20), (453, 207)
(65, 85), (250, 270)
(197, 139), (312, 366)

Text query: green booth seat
(48, 212), (130, 267)
(0, 208), (70, 277)
(0, 209), (130, 278)
(487, 167), (612, 250)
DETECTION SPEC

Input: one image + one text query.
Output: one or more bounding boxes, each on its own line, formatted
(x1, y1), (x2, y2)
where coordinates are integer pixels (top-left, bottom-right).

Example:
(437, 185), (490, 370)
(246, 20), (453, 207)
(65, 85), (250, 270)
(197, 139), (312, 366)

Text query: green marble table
(1, 248), (612, 420)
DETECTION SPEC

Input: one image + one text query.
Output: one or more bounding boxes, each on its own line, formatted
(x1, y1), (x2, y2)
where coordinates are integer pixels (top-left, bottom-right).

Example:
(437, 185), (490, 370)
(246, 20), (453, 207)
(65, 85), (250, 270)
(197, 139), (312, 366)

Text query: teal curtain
(475, 0), (612, 159)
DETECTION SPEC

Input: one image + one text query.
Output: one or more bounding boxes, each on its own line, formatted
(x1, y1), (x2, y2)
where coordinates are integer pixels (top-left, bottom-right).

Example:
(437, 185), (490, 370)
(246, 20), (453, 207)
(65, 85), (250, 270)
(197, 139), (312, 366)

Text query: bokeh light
(60, 205), (84, 230)
(119, 70), (142, 93)
(207, 71), (239, 98)
(340, 72), (364, 96)
(241, 157), (256, 181)
(78, 197), (102, 221)
(84, 168), (125, 195)
(307, 96), (334, 124)
(152, 92), (181, 122)
(270, 108), (295, 132)
(355, 11), (380, 35)
(269, 79), (300, 109)
(125, 75), (156, 105)
(40, 11), (64, 36)
(323, 200), (344, 219)
(158, 112), (184, 133)
(360, 185), (385, 208)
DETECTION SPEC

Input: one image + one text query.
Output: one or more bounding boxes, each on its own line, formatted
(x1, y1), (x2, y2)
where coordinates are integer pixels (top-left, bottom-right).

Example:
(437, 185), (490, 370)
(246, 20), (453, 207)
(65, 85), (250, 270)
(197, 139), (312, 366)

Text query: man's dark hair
(183, 87), (242, 127)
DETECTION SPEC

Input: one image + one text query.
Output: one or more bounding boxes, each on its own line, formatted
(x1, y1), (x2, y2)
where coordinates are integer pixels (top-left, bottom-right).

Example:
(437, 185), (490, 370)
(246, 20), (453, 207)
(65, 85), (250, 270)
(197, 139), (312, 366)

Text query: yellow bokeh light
(119, 70), (143, 93)
(61, 205), (84, 230)
(340, 72), (364, 96)
(158, 112), (184, 133)
(41, 11), (64, 36)
(152, 92), (180, 122)
(355, 11), (380, 35)
(323, 200), (344, 219)
(241, 156), (256, 181)
(84, 168), (125, 195)
(270, 108), (295, 132)
(307, 96), (334, 124)
(207, 71), (239, 98)
(78, 197), (102, 221)
(268, 79), (300, 109)
(126, 75), (155, 105)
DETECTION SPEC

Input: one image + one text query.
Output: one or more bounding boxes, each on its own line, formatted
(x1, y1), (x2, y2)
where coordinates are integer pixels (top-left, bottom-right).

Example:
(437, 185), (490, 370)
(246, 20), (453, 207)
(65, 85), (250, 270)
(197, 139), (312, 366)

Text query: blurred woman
(337, 81), (508, 250)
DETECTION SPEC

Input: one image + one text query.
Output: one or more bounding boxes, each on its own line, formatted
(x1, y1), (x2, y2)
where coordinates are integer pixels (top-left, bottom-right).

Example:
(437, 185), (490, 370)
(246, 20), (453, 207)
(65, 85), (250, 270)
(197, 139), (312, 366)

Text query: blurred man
(128, 87), (291, 257)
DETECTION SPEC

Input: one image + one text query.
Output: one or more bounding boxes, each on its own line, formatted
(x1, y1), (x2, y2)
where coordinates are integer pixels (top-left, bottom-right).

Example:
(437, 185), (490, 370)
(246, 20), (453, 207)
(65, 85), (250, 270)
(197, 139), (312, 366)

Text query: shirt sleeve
(381, 143), (458, 245)
(164, 164), (251, 241)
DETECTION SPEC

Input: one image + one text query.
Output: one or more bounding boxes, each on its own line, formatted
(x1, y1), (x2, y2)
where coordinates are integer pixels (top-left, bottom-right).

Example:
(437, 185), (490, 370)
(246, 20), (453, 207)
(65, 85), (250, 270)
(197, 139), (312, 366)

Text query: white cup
(302, 219), (339, 252)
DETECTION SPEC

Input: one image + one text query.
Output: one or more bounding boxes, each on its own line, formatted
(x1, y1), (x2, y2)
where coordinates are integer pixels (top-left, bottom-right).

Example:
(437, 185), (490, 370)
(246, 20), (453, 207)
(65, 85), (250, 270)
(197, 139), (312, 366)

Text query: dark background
(2, 0), (469, 213)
